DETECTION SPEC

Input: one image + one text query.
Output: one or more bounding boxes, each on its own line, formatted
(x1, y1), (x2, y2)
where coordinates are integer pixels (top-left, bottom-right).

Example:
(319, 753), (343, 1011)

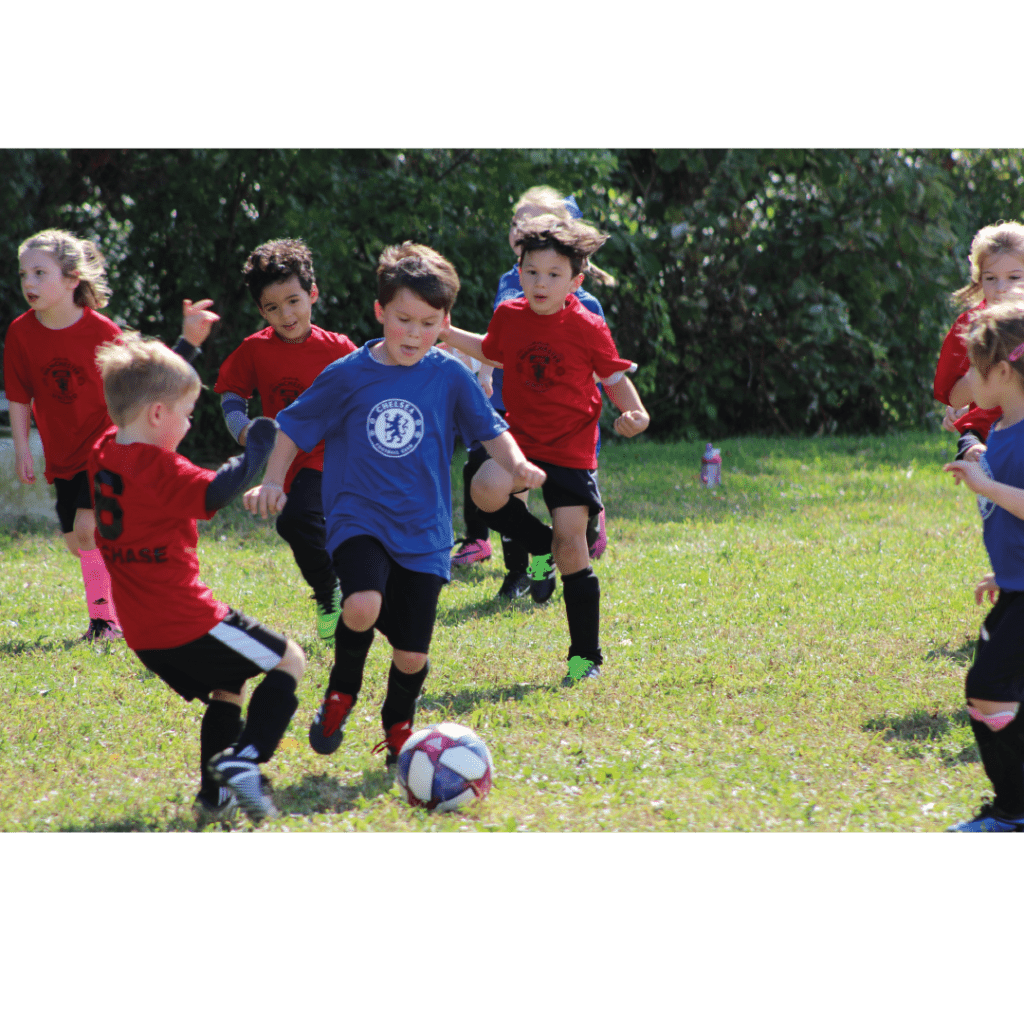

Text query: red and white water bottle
(700, 443), (721, 487)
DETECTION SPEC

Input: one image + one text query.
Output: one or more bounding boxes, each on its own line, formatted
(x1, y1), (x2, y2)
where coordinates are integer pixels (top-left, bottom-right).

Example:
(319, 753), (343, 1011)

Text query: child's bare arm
(480, 431), (546, 492)
(9, 401), (36, 484)
(948, 376), (972, 410)
(439, 325), (503, 368)
(603, 376), (650, 437)
(243, 430), (300, 518)
(944, 460), (1024, 520)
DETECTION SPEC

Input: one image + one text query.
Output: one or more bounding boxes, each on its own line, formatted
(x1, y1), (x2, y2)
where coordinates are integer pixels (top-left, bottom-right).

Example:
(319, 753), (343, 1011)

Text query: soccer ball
(395, 723), (494, 812)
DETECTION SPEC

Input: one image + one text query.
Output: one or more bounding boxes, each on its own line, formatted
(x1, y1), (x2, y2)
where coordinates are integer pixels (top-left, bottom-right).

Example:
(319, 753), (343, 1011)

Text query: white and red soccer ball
(395, 723), (494, 812)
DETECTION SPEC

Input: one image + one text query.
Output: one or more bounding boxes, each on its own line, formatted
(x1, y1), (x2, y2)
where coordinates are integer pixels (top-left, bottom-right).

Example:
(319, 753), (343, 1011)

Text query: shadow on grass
(924, 639), (977, 667)
(435, 592), (552, 628)
(61, 811), (196, 833)
(421, 676), (575, 715)
(862, 707), (979, 764)
(0, 636), (81, 655)
(276, 768), (396, 816)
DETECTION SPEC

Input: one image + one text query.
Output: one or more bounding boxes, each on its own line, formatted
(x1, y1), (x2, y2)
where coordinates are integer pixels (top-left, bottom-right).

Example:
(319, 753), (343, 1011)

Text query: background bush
(3, 148), (1024, 459)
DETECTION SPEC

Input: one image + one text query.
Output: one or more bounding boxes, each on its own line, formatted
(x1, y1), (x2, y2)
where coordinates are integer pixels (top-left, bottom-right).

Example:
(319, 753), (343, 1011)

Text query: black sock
(501, 535), (529, 574)
(329, 619), (375, 698)
(562, 567), (602, 665)
(200, 699), (242, 797)
(463, 461), (490, 543)
(234, 670), (299, 763)
(971, 714), (1024, 818)
(481, 499), (552, 555)
(381, 660), (429, 732)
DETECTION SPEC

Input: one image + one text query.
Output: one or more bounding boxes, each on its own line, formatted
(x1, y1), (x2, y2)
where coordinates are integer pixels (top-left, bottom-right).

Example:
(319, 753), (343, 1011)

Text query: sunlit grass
(0, 431), (991, 831)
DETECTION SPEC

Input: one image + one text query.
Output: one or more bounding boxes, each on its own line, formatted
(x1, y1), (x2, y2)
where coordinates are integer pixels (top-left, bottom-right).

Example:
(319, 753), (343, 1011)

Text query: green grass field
(0, 431), (995, 831)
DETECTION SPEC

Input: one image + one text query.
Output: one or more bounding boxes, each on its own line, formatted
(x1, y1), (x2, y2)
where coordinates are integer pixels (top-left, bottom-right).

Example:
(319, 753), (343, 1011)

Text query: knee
(277, 638), (306, 682)
(73, 510), (96, 551)
(210, 687), (245, 707)
(64, 532), (81, 557)
(392, 649), (428, 674)
(342, 591), (381, 632)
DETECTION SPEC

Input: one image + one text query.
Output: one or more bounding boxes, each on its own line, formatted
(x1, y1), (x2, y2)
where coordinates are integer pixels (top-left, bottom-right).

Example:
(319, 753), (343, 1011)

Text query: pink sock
(968, 705), (1017, 731)
(80, 548), (120, 626)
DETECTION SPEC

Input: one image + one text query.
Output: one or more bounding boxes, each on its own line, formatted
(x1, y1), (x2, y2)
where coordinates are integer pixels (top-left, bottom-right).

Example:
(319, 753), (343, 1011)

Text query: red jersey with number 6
(3, 307), (121, 482)
(88, 427), (229, 651)
(214, 324), (356, 491)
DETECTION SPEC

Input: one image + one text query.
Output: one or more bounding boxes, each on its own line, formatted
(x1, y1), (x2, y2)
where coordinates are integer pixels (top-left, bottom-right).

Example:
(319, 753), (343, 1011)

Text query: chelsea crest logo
(367, 399), (424, 458)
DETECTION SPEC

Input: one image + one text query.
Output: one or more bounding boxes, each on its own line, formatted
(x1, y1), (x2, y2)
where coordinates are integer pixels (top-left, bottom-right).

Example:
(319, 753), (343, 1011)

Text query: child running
(452, 187), (618, 603)
(5, 230), (125, 640)
(943, 299), (1024, 832)
(934, 222), (1024, 461)
(246, 243), (545, 764)
(89, 333), (304, 825)
(441, 217), (649, 683)
(213, 239), (356, 641)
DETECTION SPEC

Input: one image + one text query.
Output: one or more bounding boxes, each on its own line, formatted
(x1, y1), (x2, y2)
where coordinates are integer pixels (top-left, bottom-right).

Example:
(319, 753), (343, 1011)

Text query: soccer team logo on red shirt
(270, 377), (305, 408)
(515, 341), (567, 392)
(41, 357), (89, 404)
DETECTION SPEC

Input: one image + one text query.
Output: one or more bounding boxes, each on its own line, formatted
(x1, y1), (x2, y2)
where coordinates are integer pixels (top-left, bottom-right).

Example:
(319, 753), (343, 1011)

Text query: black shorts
(54, 471), (93, 534)
(332, 535), (445, 654)
(965, 590), (1024, 702)
(135, 608), (288, 703)
(528, 460), (603, 518)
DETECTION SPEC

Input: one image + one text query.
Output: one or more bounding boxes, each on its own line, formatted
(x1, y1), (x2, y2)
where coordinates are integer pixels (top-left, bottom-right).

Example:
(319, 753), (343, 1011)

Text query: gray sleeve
(221, 391), (251, 444)
(204, 417), (278, 511)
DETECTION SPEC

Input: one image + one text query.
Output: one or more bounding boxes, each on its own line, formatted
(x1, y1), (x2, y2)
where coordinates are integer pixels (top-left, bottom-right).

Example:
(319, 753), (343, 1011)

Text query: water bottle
(700, 443), (721, 487)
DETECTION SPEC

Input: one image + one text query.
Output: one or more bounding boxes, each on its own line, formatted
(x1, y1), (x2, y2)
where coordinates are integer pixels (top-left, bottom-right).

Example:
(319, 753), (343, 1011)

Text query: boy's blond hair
(95, 333), (201, 426)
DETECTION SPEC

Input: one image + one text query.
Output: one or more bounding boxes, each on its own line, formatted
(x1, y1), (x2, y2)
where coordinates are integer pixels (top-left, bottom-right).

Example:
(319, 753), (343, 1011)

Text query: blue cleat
(947, 804), (1024, 832)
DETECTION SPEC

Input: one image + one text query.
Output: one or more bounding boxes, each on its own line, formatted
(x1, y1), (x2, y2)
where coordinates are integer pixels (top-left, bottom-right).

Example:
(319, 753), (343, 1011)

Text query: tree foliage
(3, 148), (1023, 459)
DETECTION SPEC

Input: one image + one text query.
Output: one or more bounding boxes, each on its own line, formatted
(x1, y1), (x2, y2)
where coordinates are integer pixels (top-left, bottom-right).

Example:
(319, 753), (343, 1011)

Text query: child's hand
(243, 483), (287, 518)
(942, 405), (968, 433)
(14, 449), (36, 485)
(944, 460), (991, 495)
(510, 460), (547, 493)
(478, 367), (494, 398)
(182, 299), (220, 348)
(614, 409), (650, 437)
(962, 442), (987, 463)
(975, 572), (998, 605)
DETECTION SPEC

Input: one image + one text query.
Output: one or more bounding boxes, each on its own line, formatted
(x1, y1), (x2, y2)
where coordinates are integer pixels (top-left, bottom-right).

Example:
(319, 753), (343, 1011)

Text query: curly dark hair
(243, 238), (315, 305)
(515, 216), (609, 277)
(376, 242), (460, 312)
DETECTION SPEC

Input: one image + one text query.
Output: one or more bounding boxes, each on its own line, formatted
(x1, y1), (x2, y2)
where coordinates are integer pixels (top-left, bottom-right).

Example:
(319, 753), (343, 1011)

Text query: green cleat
(315, 585), (342, 641)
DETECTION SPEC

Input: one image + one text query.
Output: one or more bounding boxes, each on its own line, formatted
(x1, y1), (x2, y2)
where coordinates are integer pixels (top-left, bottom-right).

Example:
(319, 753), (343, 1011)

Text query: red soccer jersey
(214, 324), (356, 491)
(88, 427), (229, 651)
(481, 294), (632, 469)
(3, 307), (121, 482)
(933, 302), (1002, 440)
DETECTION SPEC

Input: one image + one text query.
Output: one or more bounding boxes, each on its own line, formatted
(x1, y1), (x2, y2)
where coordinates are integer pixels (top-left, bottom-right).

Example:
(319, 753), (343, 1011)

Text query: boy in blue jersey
(245, 243), (546, 764)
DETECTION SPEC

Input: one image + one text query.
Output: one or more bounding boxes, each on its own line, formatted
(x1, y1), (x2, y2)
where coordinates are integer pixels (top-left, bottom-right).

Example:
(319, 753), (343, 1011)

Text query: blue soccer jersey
(276, 344), (507, 580)
(977, 416), (1024, 590)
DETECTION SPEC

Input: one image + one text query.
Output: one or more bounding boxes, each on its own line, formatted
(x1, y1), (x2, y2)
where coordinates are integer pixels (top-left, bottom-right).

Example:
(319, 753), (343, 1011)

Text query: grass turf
(0, 431), (994, 831)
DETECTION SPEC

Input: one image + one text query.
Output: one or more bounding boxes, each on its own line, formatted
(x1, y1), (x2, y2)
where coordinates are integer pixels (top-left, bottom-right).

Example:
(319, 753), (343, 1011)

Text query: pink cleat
(451, 537), (492, 566)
